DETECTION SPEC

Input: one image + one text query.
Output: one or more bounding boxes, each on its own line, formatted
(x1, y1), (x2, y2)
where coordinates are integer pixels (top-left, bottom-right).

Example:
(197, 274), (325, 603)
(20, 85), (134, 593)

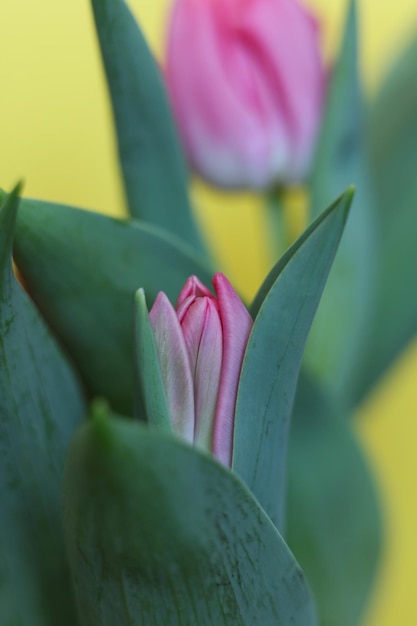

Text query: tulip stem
(265, 188), (291, 264)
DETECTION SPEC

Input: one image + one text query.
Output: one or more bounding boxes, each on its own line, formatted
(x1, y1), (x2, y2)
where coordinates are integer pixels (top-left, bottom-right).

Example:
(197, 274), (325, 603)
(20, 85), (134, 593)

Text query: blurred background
(1, 0), (416, 623)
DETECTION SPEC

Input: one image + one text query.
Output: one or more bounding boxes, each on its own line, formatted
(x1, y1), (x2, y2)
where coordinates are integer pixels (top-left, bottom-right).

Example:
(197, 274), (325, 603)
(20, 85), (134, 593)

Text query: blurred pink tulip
(165, 0), (325, 189)
(149, 273), (253, 466)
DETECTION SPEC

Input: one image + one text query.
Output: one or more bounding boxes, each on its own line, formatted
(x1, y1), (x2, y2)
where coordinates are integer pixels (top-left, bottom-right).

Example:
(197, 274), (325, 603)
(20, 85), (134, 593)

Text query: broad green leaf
(13, 198), (213, 415)
(233, 189), (352, 531)
(90, 0), (207, 257)
(133, 288), (171, 430)
(350, 35), (417, 401)
(286, 372), (381, 626)
(64, 406), (317, 626)
(304, 0), (377, 406)
(0, 187), (86, 625)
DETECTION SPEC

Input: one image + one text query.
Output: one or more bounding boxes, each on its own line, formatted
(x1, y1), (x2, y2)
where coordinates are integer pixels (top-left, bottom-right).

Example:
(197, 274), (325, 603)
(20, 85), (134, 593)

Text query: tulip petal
(167, 0), (284, 187)
(238, 0), (324, 179)
(176, 274), (213, 317)
(181, 298), (223, 451)
(166, 0), (324, 187)
(149, 292), (194, 442)
(212, 273), (253, 466)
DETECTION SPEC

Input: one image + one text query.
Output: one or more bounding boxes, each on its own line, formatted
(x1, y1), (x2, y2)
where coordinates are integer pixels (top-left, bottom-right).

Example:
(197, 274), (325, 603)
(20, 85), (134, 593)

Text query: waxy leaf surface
(133, 288), (171, 430)
(13, 198), (213, 415)
(287, 373), (381, 626)
(0, 187), (85, 625)
(305, 0), (377, 407)
(352, 34), (417, 401)
(64, 409), (317, 626)
(91, 0), (207, 257)
(233, 190), (352, 530)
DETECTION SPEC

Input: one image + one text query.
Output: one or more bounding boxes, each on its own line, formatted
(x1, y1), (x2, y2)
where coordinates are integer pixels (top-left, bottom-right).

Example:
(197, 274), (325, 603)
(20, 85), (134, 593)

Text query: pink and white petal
(180, 298), (210, 374)
(176, 275), (213, 312)
(167, 0), (277, 188)
(237, 0), (325, 180)
(212, 273), (253, 466)
(176, 294), (196, 324)
(192, 300), (223, 452)
(149, 292), (195, 443)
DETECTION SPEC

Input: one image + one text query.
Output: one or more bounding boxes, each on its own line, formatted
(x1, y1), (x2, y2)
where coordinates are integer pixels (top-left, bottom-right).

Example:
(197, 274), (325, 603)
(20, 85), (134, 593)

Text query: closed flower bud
(166, 0), (325, 188)
(149, 273), (253, 466)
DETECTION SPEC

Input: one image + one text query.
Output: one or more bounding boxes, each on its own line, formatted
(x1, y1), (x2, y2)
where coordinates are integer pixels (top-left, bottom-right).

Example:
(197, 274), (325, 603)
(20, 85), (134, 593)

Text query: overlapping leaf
(133, 288), (171, 430)
(91, 0), (207, 258)
(13, 198), (213, 415)
(304, 0), (377, 407)
(287, 373), (381, 626)
(0, 187), (86, 625)
(232, 189), (352, 531)
(64, 406), (317, 626)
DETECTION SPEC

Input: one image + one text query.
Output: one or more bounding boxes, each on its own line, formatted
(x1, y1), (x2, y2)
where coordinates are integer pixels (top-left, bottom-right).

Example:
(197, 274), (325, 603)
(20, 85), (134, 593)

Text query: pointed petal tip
(149, 291), (175, 323)
(212, 272), (232, 292)
(177, 274), (213, 307)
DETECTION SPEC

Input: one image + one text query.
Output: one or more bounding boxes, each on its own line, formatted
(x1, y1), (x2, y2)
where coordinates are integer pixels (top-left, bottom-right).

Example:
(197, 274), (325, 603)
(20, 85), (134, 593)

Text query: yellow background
(1, 0), (417, 623)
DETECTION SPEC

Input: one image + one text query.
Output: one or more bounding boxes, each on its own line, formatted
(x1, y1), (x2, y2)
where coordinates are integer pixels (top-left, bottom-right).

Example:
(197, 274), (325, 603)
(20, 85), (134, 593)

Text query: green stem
(265, 187), (291, 264)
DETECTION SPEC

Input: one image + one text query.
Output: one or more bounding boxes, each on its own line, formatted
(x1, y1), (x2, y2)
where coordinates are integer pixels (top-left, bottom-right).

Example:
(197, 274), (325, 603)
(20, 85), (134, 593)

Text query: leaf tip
(341, 184), (356, 221)
(346, 183), (356, 198)
(0, 180), (24, 214)
(89, 397), (115, 448)
(0, 181), (25, 269)
(91, 397), (111, 420)
(135, 287), (147, 308)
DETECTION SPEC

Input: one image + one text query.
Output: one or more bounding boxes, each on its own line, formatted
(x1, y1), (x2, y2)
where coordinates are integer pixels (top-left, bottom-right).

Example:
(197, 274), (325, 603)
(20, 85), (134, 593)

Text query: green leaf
(351, 34), (417, 400)
(0, 187), (86, 625)
(13, 198), (213, 415)
(232, 189), (352, 531)
(64, 407), (317, 626)
(90, 0), (207, 257)
(133, 288), (171, 430)
(286, 372), (381, 626)
(304, 0), (377, 406)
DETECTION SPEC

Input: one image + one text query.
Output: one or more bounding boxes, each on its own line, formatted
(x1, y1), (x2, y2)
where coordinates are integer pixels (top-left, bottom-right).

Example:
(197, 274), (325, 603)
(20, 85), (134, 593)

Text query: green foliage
(13, 198), (213, 415)
(64, 405), (317, 626)
(287, 373), (381, 626)
(233, 189), (352, 531)
(133, 288), (171, 429)
(90, 0), (207, 258)
(305, 0), (377, 407)
(0, 1), (390, 622)
(0, 187), (86, 625)
(350, 34), (417, 400)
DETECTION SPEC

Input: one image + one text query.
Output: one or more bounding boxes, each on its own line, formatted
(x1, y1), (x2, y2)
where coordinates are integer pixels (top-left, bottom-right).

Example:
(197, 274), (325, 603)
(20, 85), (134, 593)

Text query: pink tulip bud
(149, 273), (253, 466)
(165, 0), (325, 189)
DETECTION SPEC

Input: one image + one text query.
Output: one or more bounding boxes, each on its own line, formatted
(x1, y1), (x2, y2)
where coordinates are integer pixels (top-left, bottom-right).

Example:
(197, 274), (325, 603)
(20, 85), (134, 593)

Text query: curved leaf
(90, 0), (207, 257)
(352, 34), (417, 401)
(13, 198), (213, 415)
(0, 186), (86, 624)
(133, 288), (171, 430)
(64, 407), (317, 626)
(233, 190), (352, 531)
(305, 0), (377, 406)
(286, 372), (381, 626)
